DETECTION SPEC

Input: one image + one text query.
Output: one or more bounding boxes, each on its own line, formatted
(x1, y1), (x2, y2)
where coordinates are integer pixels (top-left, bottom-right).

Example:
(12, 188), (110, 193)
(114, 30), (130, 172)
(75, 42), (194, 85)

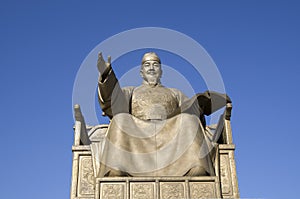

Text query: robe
(93, 67), (230, 177)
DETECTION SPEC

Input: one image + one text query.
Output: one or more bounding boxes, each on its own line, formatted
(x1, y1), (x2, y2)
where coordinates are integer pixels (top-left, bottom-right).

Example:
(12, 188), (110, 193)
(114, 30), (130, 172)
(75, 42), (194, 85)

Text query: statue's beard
(144, 74), (160, 86)
(148, 78), (159, 86)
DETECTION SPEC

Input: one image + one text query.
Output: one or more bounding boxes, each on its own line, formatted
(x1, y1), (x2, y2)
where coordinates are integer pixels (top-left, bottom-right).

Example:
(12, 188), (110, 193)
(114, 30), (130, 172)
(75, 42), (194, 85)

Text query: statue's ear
(140, 70), (144, 78)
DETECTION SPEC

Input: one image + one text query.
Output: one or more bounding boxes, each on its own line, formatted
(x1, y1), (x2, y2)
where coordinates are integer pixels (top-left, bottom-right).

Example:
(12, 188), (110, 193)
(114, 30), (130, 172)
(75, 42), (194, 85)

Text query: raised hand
(97, 52), (111, 75)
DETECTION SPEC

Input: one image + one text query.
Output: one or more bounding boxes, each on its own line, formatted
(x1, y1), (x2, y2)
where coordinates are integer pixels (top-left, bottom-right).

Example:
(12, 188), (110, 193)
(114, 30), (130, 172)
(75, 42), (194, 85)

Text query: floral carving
(132, 183), (154, 199)
(101, 183), (124, 199)
(190, 183), (214, 199)
(160, 183), (184, 199)
(79, 157), (94, 195)
(220, 155), (232, 195)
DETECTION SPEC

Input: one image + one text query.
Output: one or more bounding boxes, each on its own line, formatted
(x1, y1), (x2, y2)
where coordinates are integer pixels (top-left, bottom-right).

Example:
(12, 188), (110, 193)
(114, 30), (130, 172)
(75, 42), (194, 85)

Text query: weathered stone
(70, 52), (239, 198)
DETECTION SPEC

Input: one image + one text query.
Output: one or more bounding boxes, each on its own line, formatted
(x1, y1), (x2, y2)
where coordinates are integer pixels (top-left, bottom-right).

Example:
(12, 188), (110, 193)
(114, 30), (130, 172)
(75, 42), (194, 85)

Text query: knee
(105, 169), (130, 177)
(184, 166), (209, 176)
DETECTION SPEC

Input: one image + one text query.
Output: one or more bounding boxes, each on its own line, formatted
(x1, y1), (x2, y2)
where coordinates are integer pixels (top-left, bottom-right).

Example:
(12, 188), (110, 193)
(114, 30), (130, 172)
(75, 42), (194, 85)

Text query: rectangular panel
(189, 182), (216, 199)
(100, 183), (126, 199)
(160, 182), (186, 199)
(77, 156), (95, 197)
(220, 154), (233, 195)
(130, 182), (155, 199)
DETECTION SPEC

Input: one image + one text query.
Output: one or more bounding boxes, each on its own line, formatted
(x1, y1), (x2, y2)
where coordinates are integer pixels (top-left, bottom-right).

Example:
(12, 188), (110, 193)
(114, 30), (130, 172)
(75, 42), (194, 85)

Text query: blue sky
(1, 0), (299, 198)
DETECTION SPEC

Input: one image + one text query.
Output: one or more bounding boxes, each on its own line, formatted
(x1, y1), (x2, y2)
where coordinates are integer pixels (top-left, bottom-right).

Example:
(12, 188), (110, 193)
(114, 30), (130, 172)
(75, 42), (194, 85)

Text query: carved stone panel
(130, 182), (155, 199)
(95, 177), (223, 199)
(160, 182), (185, 199)
(78, 156), (95, 196)
(189, 182), (215, 199)
(220, 154), (233, 195)
(100, 183), (126, 199)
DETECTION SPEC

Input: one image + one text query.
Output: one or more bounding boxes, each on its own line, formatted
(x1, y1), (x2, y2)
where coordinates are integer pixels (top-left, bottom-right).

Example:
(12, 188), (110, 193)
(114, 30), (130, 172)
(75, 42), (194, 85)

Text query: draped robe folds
(92, 68), (230, 177)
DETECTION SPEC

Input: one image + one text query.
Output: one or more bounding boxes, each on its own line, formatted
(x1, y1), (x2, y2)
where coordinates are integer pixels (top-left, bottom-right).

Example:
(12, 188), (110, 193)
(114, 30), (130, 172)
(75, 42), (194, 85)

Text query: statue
(94, 52), (231, 177)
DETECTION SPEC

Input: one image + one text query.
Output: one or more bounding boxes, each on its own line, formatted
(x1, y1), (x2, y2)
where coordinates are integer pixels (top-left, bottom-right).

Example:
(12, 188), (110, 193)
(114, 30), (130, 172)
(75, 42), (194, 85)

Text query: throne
(70, 103), (239, 199)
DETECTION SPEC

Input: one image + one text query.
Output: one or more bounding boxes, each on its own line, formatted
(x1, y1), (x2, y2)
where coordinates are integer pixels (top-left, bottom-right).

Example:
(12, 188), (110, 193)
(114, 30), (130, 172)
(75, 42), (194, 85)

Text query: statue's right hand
(97, 52), (111, 75)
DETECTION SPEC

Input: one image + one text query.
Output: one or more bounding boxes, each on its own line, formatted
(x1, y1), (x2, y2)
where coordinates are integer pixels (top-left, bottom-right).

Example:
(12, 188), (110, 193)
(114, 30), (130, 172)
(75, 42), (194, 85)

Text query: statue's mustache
(146, 70), (157, 74)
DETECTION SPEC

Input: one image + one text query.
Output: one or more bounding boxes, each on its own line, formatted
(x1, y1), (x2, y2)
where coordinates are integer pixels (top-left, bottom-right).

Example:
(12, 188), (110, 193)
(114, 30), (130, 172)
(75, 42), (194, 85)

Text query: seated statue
(94, 52), (231, 177)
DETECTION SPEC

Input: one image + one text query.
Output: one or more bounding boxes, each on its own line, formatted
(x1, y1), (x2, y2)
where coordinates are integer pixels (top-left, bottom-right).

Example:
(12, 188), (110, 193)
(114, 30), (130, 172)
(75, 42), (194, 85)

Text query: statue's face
(140, 60), (162, 85)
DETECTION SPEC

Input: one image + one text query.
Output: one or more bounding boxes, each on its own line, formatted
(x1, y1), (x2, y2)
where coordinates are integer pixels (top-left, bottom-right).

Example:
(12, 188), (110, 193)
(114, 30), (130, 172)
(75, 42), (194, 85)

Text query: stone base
(71, 104), (240, 199)
(95, 176), (221, 199)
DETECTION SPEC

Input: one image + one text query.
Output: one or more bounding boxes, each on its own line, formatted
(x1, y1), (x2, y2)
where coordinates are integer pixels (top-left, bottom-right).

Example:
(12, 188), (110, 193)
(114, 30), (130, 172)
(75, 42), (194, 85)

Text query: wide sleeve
(98, 68), (130, 118)
(168, 89), (231, 127)
(196, 91), (231, 116)
(168, 88), (204, 124)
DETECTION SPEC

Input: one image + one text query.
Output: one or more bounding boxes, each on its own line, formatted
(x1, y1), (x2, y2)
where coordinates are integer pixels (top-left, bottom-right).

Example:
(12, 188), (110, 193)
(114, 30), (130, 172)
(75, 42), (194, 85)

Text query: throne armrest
(73, 104), (91, 146)
(210, 103), (233, 173)
(212, 103), (233, 144)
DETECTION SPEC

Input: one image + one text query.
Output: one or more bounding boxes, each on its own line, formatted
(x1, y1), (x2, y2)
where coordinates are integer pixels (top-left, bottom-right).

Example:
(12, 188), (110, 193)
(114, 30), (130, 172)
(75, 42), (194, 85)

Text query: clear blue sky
(1, 0), (299, 198)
